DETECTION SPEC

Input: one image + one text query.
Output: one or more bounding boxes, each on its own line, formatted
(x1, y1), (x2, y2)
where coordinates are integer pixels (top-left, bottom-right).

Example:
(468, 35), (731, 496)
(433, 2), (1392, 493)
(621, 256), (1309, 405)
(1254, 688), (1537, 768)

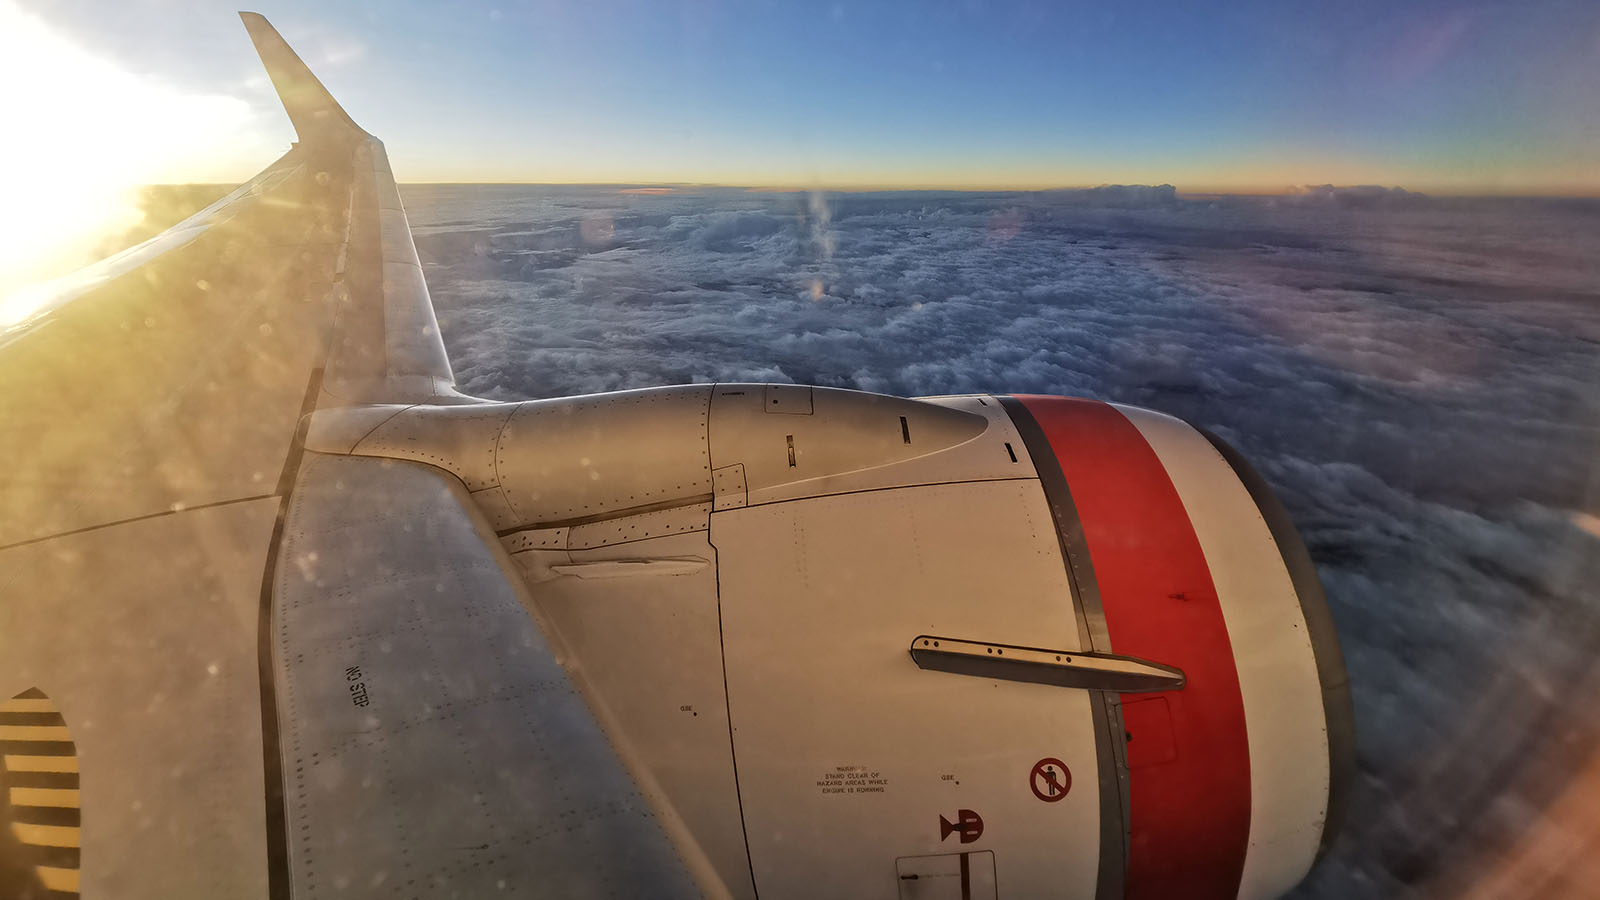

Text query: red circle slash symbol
(1030, 757), (1071, 802)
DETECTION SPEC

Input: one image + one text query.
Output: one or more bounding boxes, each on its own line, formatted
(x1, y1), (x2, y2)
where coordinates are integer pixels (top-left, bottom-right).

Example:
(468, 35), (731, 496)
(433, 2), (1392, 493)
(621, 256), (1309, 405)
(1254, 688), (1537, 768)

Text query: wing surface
(0, 12), (463, 555)
(239, 11), (461, 406)
(0, 14), (695, 899)
(271, 455), (697, 897)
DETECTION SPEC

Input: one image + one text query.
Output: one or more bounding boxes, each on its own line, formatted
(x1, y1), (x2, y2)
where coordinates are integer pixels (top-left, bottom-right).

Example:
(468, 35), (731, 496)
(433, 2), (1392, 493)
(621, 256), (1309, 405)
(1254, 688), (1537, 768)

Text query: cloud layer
(406, 184), (1600, 897)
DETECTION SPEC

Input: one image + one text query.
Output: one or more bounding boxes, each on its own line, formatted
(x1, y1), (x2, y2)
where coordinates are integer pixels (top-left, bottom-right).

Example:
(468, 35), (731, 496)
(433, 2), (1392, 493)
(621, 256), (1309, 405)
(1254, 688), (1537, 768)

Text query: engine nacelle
(304, 384), (1353, 900)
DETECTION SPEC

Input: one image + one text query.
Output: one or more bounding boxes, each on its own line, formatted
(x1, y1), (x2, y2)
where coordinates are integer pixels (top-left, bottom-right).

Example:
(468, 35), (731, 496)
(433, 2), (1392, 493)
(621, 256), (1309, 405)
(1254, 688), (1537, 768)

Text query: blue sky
(14, 0), (1600, 191)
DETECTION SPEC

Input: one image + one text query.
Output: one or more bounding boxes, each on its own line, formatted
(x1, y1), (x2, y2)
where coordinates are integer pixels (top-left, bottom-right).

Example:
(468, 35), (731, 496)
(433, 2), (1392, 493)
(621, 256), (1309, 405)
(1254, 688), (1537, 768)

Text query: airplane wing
(0, 14), (696, 899)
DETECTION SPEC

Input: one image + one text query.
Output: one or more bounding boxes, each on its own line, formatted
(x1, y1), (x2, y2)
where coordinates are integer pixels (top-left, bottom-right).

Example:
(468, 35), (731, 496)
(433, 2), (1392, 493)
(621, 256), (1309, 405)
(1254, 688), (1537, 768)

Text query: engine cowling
(304, 384), (1353, 900)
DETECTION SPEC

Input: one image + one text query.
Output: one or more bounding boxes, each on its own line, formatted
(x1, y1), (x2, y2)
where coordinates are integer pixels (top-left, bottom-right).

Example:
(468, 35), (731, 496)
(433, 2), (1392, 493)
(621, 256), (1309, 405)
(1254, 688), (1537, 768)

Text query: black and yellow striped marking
(1, 688), (79, 898)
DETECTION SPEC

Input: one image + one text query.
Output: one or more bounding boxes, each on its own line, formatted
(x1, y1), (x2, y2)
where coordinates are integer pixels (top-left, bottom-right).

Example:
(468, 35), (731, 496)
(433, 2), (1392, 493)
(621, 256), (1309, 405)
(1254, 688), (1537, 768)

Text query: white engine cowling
(304, 384), (1353, 900)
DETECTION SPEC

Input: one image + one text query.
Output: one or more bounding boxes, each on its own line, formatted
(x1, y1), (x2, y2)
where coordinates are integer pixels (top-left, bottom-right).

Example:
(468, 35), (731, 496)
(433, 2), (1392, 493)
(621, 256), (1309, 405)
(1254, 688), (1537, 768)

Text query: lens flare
(0, 1), (263, 305)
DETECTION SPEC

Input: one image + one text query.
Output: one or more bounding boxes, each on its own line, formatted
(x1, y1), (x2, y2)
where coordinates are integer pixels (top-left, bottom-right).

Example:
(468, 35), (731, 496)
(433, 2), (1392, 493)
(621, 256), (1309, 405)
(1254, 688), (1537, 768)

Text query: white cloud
(1284, 183), (1429, 208)
(406, 183), (1600, 896)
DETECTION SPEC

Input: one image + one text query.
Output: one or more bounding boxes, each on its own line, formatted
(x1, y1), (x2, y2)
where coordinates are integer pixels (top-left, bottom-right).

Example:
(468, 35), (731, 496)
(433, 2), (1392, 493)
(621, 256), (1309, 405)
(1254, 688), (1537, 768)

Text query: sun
(0, 1), (268, 321)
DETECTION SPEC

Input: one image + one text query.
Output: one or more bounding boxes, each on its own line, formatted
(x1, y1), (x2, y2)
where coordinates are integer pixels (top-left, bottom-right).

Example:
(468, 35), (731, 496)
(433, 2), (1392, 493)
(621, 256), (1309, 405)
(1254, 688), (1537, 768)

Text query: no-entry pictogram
(1030, 757), (1071, 802)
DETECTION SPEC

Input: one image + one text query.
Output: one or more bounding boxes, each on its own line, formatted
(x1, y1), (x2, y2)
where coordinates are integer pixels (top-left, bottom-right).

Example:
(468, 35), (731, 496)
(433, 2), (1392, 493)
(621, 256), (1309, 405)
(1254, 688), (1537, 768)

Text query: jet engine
(305, 383), (1354, 900)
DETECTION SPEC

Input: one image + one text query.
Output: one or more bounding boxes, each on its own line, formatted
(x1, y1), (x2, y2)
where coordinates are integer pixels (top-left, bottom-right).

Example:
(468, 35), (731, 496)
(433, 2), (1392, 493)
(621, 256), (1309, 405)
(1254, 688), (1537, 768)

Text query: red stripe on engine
(1015, 396), (1251, 900)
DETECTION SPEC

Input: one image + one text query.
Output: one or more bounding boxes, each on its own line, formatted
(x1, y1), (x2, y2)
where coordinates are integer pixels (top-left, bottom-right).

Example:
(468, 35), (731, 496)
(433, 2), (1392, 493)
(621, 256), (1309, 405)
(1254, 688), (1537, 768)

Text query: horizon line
(143, 180), (1600, 199)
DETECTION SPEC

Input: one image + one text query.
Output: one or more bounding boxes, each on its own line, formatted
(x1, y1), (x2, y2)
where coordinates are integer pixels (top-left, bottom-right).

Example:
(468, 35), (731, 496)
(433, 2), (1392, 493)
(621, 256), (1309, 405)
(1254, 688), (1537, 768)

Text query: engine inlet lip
(1194, 424), (1357, 870)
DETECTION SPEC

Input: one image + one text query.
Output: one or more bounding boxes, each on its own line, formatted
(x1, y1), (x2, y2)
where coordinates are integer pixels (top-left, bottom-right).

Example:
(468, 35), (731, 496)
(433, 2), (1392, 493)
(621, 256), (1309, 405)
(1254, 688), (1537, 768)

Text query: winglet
(239, 11), (366, 144)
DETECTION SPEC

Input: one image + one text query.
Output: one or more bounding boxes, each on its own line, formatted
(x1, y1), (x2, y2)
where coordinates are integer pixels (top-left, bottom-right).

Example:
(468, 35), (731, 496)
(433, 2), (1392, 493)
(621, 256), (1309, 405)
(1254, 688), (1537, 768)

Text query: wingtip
(239, 11), (365, 144)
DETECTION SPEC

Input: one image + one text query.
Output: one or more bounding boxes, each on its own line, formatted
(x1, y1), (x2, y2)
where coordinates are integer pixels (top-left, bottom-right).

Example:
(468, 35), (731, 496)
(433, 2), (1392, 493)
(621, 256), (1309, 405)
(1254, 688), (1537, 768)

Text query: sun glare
(0, 2), (266, 306)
